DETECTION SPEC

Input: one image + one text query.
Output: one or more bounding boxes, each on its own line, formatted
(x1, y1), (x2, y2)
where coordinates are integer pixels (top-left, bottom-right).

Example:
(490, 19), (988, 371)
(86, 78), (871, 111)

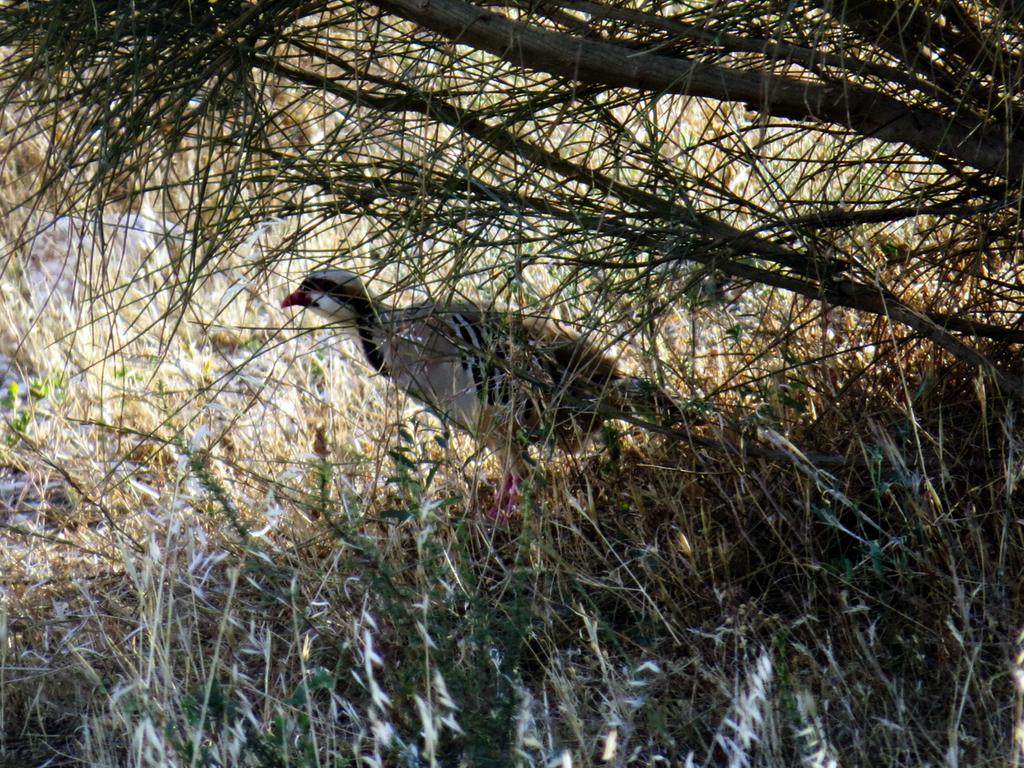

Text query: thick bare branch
(369, 0), (1024, 180)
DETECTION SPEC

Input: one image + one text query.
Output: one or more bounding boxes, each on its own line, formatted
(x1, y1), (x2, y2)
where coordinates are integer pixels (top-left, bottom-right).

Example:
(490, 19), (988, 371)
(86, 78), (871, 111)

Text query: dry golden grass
(1, 78), (1022, 768)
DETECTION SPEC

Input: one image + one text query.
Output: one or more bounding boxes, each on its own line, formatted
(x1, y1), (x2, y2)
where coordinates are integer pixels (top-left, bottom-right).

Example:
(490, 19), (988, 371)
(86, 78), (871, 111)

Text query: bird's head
(280, 269), (372, 325)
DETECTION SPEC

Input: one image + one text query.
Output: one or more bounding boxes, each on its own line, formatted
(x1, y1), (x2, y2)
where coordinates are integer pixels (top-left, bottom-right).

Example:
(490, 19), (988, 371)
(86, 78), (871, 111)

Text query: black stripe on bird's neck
(358, 319), (388, 375)
(341, 294), (388, 375)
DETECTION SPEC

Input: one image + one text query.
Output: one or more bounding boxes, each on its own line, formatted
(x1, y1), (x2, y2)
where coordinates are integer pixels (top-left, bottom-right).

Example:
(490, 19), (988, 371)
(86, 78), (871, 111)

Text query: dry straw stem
(0, 0), (1023, 765)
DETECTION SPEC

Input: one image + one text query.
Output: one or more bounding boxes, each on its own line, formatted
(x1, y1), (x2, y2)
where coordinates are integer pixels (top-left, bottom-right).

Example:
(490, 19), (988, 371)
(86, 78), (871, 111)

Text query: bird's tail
(609, 375), (704, 428)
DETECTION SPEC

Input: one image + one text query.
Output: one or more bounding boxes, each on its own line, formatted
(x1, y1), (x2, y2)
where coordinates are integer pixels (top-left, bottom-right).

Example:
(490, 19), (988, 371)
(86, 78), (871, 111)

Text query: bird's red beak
(281, 290), (311, 309)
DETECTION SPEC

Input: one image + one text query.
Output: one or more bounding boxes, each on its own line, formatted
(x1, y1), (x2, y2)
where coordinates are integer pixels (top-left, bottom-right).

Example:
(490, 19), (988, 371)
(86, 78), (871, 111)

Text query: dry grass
(1, 50), (1023, 768)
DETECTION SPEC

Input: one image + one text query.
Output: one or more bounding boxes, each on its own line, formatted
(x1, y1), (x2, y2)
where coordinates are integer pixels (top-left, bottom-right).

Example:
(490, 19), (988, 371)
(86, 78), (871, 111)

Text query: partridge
(281, 268), (679, 514)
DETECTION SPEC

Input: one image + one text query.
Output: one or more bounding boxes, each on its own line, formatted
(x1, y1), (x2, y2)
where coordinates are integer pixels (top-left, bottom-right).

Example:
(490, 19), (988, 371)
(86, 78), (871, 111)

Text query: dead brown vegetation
(0, 0), (1023, 765)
